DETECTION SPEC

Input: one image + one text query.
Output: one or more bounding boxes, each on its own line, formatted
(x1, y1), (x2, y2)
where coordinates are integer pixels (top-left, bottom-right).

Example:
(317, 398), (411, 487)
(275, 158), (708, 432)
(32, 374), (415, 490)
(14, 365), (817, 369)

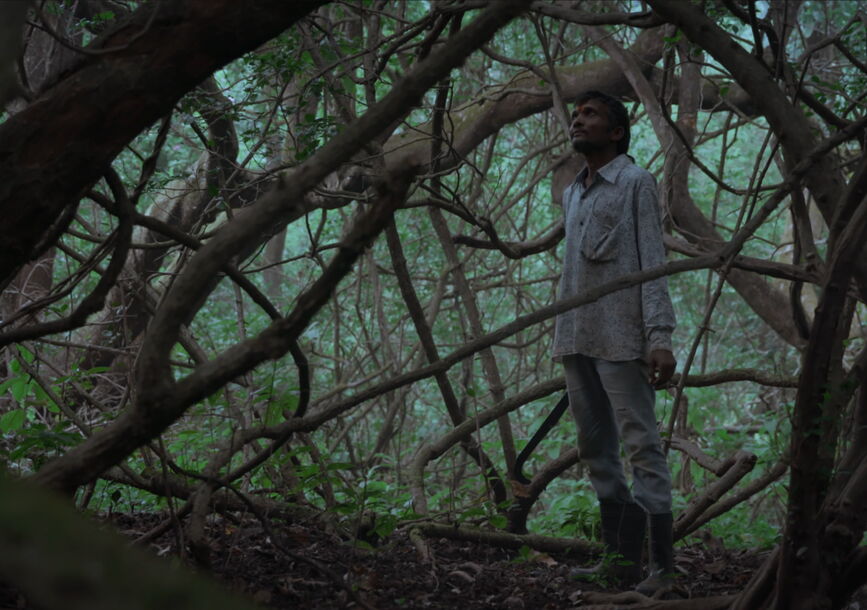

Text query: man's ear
(610, 125), (625, 144)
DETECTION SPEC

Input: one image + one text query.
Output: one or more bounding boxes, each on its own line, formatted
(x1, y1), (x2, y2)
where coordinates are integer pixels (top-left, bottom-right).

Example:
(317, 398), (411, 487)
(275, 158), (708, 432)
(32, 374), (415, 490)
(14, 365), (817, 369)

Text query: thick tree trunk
(0, 0), (326, 286)
(772, 162), (867, 610)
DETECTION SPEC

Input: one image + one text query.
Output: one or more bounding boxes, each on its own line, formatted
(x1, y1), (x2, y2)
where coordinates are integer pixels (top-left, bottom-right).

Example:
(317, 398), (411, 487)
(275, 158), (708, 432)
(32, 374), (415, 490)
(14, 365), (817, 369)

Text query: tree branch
(0, 0), (327, 285)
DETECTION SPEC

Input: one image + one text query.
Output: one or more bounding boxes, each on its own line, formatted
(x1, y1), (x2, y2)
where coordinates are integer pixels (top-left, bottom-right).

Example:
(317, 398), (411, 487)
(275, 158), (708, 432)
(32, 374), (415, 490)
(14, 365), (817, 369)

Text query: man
(553, 90), (676, 595)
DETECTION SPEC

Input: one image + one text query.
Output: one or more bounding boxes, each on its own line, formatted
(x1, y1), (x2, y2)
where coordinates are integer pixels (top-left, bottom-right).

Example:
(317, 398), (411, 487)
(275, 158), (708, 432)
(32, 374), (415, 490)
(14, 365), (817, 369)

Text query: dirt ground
(0, 511), (768, 609)
(143, 513), (761, 609)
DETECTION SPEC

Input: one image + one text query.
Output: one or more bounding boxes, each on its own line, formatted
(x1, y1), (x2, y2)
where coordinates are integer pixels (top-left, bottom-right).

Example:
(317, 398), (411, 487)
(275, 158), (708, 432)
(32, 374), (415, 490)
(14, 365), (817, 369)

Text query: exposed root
(415, 521), (598, 556)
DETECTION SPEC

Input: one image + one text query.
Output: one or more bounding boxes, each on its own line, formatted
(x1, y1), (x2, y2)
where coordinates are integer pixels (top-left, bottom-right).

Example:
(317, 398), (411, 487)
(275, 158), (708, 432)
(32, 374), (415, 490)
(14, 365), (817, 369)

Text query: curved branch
(408, 378), (564, 513)
(133, 1), (534, 406)
(648, 0), (846, 224)
(664, 234), (821, 284)
(0, 169), (133, 347)
(530, 1), (663, 28)
(638, 367), (794, 390)
(32, 160), (417, 493)
(507, 447), (579, 534)
(414, 522), (597, 556)
(0, 0), (327, 284)
(131, 212), (280, 320)
(676, 459), (789, 540)
(387, 220), (508, 511)
(453, 219), (564, 259)
(382, 28), (667, 171)
(674, 450), (758, 540)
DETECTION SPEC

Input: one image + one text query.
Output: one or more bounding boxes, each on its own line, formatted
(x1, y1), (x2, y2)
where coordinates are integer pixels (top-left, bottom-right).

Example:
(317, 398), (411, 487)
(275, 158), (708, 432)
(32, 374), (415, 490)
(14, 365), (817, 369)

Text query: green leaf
(489, 514), (507, 529)
(334, 502), (358, 515)
(264, 401), (284, 427)
(460, 506), (486, 521)
(0, 409), (26, 433)
(14, 345), (34, 364)
(374, 515), (397, 538)
(0, 377), (17, 395)
(9, 377), (32, 402)
(264, 394), (298, 426)
(297, 463), (321, 479)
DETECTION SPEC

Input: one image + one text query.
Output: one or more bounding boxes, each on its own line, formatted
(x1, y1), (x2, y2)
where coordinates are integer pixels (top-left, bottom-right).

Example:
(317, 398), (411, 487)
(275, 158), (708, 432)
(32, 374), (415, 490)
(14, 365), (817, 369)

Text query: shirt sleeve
(561, 183), (573, 213)
(634, 174), (676, 353)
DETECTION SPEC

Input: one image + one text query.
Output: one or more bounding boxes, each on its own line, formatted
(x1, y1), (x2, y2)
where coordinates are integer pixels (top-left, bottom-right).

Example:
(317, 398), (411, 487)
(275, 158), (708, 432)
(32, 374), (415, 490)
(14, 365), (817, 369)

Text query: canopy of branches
(0, 1), (865, 609)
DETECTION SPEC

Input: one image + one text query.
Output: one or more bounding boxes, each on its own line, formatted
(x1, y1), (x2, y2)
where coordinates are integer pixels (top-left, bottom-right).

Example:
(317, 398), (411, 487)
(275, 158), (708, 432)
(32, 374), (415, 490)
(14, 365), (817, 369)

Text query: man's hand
(648, 349), (676, 389)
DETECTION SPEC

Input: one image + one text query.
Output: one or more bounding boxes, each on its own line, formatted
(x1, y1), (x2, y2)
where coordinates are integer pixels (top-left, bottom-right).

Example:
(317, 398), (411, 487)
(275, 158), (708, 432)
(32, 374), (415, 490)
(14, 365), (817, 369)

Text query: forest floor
(4, 507), (867, 609)
(93, 512), (765, 609)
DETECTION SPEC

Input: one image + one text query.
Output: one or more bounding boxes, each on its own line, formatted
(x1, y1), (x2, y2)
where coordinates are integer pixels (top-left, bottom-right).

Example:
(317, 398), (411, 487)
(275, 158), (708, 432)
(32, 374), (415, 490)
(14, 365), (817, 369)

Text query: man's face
(569, 99), (622, 154)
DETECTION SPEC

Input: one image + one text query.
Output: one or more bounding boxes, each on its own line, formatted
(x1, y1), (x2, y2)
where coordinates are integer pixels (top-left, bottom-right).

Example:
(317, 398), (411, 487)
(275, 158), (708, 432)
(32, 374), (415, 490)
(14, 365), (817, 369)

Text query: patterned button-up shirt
(553, 154), (675, 362)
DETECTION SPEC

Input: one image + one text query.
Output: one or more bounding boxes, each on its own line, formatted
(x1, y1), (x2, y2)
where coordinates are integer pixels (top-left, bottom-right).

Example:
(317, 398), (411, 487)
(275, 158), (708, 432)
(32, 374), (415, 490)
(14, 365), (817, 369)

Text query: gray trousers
(563, 353), (672, 514)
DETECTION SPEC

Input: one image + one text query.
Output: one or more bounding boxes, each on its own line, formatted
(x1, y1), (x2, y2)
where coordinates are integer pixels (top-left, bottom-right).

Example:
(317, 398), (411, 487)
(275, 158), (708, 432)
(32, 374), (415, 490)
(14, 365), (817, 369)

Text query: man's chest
(566, 183), (630, 233)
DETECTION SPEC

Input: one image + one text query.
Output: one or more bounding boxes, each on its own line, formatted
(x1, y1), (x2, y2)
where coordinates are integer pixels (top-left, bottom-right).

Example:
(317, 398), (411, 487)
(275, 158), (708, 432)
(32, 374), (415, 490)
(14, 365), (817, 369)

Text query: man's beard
(571, 138), (605, 154)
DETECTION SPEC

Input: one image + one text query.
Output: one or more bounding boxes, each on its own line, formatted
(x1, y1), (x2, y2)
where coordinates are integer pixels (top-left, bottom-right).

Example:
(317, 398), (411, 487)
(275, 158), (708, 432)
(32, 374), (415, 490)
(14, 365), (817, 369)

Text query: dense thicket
(0, 1), (865, 608)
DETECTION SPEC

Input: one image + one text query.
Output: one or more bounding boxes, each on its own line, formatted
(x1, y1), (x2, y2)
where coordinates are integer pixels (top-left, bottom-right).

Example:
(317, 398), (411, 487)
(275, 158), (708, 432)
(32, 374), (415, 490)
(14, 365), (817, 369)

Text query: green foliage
(86, 477), (164, 514)
(294, 112), (339, 161)
(528, 479), (599, 539)
(7, 424), (79, 464)
(77, 9), (116, 30)
(0, 348), (98, 473)
(704, 493), (782, 549)
(0, 349), (59, 416)
(511, 544), (533, 563)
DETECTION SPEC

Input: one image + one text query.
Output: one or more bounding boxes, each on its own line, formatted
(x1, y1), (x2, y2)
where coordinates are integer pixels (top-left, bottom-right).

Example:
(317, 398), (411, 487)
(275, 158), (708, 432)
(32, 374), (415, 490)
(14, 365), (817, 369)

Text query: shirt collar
(598, 153), (631, 182)
(575, 153), (631, 188)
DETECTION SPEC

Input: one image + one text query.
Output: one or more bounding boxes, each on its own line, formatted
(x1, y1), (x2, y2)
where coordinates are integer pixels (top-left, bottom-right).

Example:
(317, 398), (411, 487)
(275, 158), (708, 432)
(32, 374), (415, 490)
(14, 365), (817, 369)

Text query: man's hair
(576, 90), (631, 154)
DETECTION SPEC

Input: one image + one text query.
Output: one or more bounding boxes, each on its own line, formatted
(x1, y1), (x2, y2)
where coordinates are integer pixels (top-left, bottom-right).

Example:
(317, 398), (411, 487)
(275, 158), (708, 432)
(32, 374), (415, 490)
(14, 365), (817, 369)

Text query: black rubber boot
(635, 512), (675, 597)
(572, 501), (646, 587)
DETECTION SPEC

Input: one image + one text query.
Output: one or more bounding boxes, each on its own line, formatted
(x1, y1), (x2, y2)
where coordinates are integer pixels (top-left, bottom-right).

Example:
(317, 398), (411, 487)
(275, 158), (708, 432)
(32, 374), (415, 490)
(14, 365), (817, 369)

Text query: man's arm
(635, 174), (677, 386)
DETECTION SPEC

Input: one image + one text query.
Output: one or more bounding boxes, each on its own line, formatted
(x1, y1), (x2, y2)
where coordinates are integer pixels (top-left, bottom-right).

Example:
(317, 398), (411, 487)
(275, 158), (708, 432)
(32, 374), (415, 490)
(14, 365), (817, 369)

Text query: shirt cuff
(646, 327), (673, 353)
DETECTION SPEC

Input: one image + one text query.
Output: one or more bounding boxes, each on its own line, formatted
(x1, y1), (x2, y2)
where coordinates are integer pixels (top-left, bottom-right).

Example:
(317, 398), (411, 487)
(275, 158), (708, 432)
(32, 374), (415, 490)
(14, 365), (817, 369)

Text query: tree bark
(773, 160), (867, 610)
(0, 0), (326, 286)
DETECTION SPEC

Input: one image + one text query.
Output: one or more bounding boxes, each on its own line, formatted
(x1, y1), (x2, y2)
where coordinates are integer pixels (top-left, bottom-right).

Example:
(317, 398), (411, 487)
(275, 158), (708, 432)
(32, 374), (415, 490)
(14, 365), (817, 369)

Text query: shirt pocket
(581, 196), (625, 262)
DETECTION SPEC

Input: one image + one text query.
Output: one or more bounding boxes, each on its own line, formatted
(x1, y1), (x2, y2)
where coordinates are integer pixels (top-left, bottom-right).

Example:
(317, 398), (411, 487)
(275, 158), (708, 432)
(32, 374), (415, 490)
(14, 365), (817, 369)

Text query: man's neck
(582, 148), (619, 187)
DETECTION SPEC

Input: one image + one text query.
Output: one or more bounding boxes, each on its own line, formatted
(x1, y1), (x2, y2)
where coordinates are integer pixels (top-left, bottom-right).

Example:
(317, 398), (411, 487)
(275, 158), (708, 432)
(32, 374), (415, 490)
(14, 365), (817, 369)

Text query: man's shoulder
(616, 159), (656, 188)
